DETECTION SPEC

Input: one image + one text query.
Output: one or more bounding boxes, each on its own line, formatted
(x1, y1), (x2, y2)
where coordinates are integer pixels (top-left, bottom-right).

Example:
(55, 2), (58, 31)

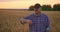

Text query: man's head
(34, 3), (42, 14)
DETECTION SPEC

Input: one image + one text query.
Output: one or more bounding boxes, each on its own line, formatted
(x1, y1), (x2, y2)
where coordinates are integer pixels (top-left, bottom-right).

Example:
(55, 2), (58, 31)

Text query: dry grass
(0, 10), (60, 32)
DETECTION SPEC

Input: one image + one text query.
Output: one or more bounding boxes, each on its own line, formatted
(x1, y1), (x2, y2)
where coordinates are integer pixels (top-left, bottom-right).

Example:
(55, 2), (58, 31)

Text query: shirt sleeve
(20, 15), (31, 24)
(24, 15), (30, 19)
(45, 16), (50, 32)
(24, 15), (32, 26)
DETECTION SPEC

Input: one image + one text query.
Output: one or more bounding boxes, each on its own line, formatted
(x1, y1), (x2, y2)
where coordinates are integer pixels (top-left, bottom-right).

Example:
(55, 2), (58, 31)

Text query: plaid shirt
(24, 13), (50, 32)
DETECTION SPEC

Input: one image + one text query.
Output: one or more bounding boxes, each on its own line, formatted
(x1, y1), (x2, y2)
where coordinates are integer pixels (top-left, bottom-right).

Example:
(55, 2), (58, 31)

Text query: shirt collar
(33, 13), (42, 17)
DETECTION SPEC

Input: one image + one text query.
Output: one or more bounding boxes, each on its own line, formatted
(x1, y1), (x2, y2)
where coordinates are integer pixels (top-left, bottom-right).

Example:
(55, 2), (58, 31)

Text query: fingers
(20, 18), (32, 24)
(20, 18), (26, 24)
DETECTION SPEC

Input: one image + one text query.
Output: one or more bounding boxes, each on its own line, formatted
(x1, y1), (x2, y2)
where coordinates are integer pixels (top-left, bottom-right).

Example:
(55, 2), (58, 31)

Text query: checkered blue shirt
(24, 13), (50, 32)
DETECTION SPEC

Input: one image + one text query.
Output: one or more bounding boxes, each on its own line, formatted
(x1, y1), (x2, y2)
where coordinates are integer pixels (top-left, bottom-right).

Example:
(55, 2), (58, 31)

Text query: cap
(34, 3), (41, 8)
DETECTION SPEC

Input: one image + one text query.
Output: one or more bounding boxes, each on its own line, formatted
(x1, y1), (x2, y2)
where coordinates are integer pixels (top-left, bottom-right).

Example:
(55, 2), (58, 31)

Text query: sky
(0, 0), (60, 9)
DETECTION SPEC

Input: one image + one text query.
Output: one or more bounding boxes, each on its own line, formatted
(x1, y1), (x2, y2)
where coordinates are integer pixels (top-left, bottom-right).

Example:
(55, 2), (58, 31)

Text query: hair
(34, 3), (41, 8)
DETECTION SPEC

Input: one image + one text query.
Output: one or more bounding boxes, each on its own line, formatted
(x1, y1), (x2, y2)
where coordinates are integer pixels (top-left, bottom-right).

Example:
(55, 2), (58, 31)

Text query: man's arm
(45, 16), (50, 32)
(20, 15), (32, 24)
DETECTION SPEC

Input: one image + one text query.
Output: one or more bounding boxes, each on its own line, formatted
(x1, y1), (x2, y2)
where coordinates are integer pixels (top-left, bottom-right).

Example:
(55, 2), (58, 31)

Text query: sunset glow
(0, 0), (60, 9)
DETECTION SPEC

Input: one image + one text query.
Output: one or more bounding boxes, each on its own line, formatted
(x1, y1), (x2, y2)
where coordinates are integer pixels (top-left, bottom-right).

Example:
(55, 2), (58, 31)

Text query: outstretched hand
(20, 18), (32, 24)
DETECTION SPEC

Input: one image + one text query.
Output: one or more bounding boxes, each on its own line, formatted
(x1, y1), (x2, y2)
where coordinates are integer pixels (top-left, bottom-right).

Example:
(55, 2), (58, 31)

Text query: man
(20, 3), (50, 32)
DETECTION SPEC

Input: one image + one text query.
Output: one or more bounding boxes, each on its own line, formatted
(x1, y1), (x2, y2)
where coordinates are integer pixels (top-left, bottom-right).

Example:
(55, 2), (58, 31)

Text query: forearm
(46, 24), (50, 32)
(20, 18), (32, 24)
(20, 18), (26, 24)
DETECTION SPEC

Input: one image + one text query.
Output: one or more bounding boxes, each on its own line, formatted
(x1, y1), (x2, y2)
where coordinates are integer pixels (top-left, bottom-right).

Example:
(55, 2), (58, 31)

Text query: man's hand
(26, 19), (32, 25)
(20, 18), (32, 24)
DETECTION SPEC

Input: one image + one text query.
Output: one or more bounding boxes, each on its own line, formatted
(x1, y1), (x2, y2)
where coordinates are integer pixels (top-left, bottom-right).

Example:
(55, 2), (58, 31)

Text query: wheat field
(0, 9), (60, 32)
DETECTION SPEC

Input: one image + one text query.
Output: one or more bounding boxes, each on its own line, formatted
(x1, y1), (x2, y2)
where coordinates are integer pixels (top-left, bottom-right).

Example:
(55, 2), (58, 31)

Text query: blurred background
(0, 0), (60, 32)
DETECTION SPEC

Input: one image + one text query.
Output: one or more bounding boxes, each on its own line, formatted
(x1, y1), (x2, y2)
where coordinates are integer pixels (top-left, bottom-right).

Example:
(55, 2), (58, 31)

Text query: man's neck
(35, 13), (41, 16)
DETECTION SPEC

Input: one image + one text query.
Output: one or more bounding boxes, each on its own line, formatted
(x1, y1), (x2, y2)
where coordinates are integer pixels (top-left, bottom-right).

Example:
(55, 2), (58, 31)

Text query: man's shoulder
(41, 13), (48, 17)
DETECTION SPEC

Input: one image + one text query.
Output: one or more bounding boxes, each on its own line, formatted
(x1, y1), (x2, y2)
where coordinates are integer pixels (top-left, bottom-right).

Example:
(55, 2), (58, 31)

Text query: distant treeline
(29, 4), (60, 11)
